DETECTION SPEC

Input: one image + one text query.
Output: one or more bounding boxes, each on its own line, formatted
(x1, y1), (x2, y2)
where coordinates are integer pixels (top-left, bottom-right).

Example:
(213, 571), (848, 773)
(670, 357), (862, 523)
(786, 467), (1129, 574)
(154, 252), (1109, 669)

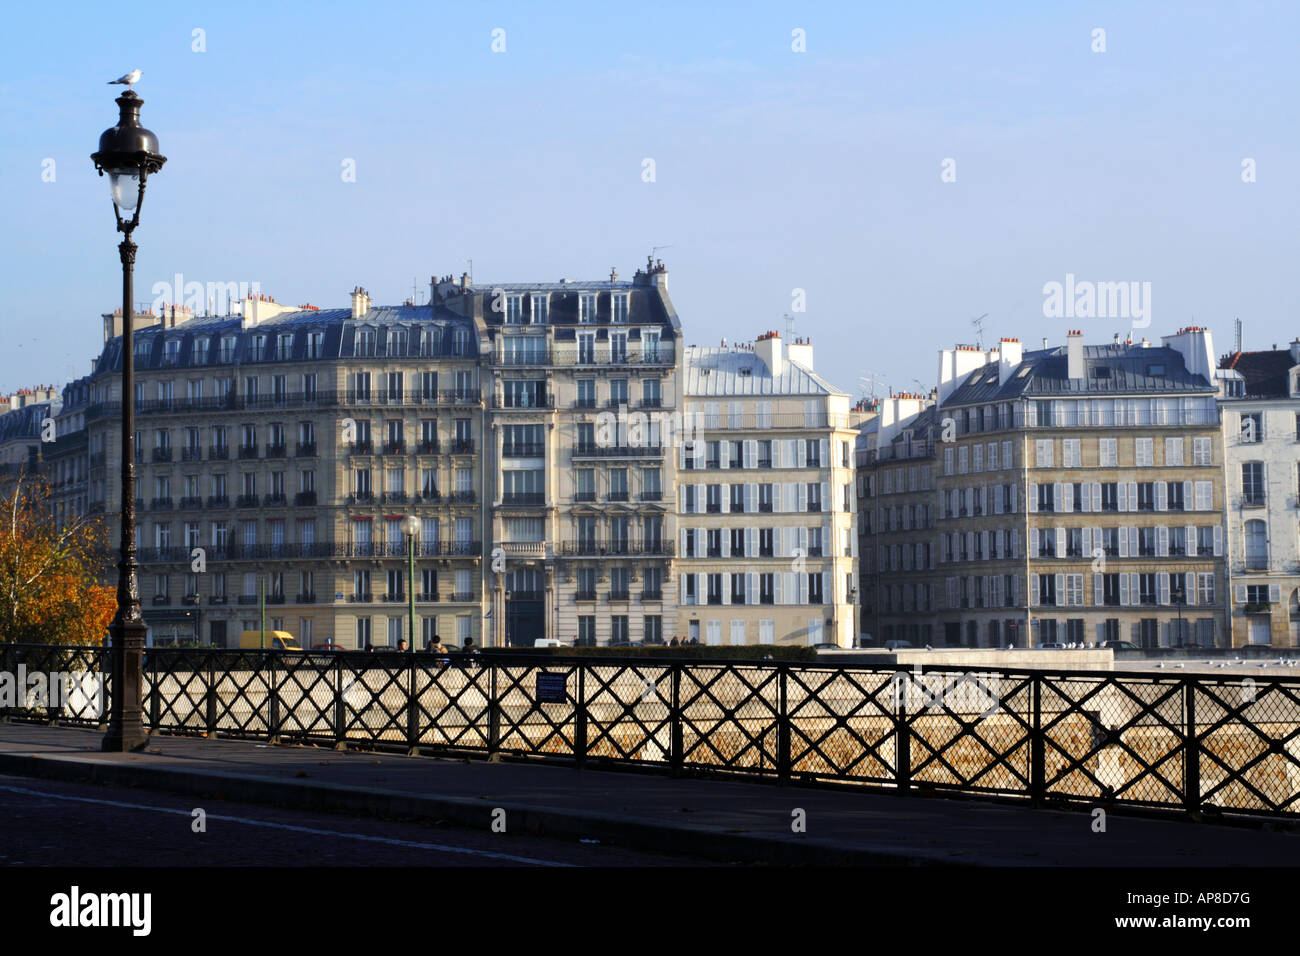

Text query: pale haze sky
(1, 0), (1297, 400)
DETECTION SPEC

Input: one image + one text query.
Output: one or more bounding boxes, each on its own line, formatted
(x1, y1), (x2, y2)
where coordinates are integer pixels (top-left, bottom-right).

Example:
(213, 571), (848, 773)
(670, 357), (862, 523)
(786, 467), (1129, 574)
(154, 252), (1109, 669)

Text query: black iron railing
(5, 646), (1300, 822)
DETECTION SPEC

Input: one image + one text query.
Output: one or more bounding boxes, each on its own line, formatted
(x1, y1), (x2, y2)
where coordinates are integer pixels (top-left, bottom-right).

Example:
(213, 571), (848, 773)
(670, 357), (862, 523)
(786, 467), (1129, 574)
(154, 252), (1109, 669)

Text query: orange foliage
(0, 472), (115, 645)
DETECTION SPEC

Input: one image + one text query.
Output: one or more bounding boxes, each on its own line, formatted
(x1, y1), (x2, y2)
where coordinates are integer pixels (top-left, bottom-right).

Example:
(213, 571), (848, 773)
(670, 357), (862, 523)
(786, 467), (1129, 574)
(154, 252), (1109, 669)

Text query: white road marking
(0, 783), (573, 867)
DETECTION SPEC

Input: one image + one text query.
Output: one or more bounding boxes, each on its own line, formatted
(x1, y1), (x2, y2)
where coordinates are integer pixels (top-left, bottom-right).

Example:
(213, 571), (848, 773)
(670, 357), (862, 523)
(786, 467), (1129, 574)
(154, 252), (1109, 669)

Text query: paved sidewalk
(0, 722), (1295, 866)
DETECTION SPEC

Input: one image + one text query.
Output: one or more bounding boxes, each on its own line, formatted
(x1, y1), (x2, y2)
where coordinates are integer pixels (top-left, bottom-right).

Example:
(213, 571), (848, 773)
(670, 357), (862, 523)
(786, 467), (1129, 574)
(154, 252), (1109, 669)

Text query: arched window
(1244, 519), (1268, 571)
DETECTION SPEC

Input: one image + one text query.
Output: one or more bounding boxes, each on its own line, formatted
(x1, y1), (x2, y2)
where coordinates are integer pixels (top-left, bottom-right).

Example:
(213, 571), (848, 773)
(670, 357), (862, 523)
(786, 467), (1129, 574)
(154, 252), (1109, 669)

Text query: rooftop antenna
(462, 258), (473, 285)
(783, 312), (794, 340)
(650, 244), (673, 262)
(858, 370), (887, 401)
(1234, 317), (1243, 353)
(970, 312), (989, 349)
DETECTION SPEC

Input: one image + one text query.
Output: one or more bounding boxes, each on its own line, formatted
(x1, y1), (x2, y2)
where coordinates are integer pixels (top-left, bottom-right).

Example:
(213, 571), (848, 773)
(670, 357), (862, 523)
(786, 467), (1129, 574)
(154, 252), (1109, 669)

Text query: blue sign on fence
(536, 672), (568, 704)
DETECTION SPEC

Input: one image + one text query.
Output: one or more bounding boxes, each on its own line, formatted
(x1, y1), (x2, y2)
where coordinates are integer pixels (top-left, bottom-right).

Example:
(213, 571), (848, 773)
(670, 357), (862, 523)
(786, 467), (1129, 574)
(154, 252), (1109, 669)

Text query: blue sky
(1, 0), (1297, 399)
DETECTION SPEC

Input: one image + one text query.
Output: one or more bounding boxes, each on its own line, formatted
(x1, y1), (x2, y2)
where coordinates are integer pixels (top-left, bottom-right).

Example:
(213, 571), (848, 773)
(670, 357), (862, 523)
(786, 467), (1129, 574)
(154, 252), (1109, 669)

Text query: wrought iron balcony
(151, 448), (172, 462)
(294, 491), (317, 506)
(296, 441), (317, 457)
(264, 444), (287, 459)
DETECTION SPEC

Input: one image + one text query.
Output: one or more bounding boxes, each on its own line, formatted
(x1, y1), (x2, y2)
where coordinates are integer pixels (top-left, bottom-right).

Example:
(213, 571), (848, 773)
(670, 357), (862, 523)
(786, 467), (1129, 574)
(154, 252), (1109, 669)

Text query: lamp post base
(101, 617), (149, 753)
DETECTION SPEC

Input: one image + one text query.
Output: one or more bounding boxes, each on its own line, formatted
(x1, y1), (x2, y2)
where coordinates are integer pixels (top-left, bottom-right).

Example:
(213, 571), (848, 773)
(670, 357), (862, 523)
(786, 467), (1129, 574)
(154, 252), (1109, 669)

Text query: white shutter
(1183, 481), (1193, 510)
(1127, 482), (1138, 510)
(1062, 483), (1074, 513)
(679, 486), (687, 512)
(746, 483), (757, 514)
(744, 440), (756, 469)
(719, 444), (729, 470)
(1030, 574), (1040, 606)
(1082, 527), (1092, 556)
(721, 532), (730, 558)
(1093, 573), (1102, 606)
(1235, 584), (1248, 605)
(679, 527), (687, 556)
(1054, 573), (1065, 607)
(696, 484), (706, 513)
(820, 439), (828, 467)
(1079, 485), (1089, 513)
(1054, 482), (1063, 511)
(1011, 484), (1019, 512)
(797, 484), (808, 513)
(1156, 526), (1168, 558)
(720, 488), (729, 513)
(679, 575), (687, 604)
(1118, 529), (1129, 557)
(821, 482), (830, 513)
(722, 575), (730, 604)
(748, 572), (758, 605)
(1186, 524), (1197, 558)
(1213, 526), (1223, 556)
(775, 573), (784, 605)
(1118, 483), (1128, 511)
(1130, 573), (1140, 607)
(1028, 484), (1038, 513)
(1029, 527), (1039, 555)
(1158, 573), (1170, 606)
(993, 489), (1003, 516)
(1055, 526), (1065, 558)
(1129, 527), (1139, 557)
(1186, 573), (1196, 606)
(1270, 583), (1282, 603)
(1120, 574), (1129, 605)
(745, 527), (755, 558)
(1155, 482), (1167, 511)
(1091, 483), (1101, 511)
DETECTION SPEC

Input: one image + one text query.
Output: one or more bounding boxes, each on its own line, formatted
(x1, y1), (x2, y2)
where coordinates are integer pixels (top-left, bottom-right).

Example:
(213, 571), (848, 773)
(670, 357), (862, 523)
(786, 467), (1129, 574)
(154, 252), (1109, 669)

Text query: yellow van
(238, 630), (303, 651)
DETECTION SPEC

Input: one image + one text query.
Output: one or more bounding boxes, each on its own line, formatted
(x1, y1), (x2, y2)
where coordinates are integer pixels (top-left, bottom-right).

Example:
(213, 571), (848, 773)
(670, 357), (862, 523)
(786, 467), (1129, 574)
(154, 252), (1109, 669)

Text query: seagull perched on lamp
(108, 69), (142, 90)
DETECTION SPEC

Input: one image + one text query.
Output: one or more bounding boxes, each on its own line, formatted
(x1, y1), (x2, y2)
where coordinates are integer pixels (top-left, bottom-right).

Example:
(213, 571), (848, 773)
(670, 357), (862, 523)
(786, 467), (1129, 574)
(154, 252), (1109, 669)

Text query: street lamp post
(92, 90), (166, 753)
(402, 515), (419, 651)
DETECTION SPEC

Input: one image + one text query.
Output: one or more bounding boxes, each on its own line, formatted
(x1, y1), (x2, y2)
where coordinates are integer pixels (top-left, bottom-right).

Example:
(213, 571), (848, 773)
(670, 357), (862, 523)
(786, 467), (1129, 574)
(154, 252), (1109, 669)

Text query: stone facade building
(1217, 340), (1300, 646)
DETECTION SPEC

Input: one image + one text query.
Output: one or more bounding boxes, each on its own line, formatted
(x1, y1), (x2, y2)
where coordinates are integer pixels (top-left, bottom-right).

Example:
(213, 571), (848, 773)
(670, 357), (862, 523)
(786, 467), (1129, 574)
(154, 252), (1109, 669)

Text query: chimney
(459, 272), (470, 292)
(1290, 339), (1300, 364)
(754, 330), (783, 377)
(1067, 330), (1084, 380)
(786, 336), (814, 371)
(1161, 326), (1216, 383)
(998, 337), (1023, 385)
(350, 286), (369, 319)
(610, 267), (618, 283)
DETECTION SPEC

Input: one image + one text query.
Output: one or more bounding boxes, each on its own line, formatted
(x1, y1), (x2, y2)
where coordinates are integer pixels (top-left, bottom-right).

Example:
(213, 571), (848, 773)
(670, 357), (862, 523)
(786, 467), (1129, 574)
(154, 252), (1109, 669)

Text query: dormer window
(505, 295), (523, 324)
(354, 329), (376, 357)
(611, 293), (629, 324)
(276, 333), (294, 360)
(192, 337), (210, 364)
(530, 294), (549, 324)
(1091, 366), (1111, 379)
(134, 339), (151, 361)
(388, 328), (407, 356)
(306, 332), (324, 359)
(1146, 364), (1166, 377)
(578, 293), (598, 324)
(252, 335), (267, 361)
(163, 339), (180, 365)
(219, 336), (237, 363)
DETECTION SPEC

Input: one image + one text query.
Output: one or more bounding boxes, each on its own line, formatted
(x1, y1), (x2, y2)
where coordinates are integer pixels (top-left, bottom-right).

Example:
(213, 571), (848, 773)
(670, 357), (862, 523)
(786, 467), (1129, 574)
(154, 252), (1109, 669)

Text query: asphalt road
(0, 773), (714, 867)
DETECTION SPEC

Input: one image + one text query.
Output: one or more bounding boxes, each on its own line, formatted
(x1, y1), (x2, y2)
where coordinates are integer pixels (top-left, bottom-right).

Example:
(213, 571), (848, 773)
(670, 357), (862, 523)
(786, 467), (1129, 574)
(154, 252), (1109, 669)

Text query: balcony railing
(150, 497), (173, 510)
(349, 440), (373, 455)
(559, 540), (674, 557)
(236, 494), (260, 508)
(151, 448), (172, 462)
(451, 440), (475, 455)
(383, 441), (406, 455)
(418, 440), (440, 454)
(450, 490), (476, 503)
(294, 491), (317, 506)
(181, 447), (202, 462)
(263, 494), (287, 506)
(296, 441), (317, 457)
(295, 593), (317, 604)
(503, 442), (545, 457)
(264, 444), (287, 459)
(179, 496), (203, 509)
(237, 445), (259, 459)
(207, 495), (229, 508)
(503, 492), (545, 505)
(572, 444), (663, 459)
(641, 590), (663, 602)
(209, 445), (230, 460)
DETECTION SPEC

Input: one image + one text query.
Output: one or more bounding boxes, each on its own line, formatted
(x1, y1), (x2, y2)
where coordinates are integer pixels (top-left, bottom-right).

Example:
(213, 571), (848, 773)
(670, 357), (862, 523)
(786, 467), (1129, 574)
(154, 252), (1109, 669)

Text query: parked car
(883, 640), (913, 650)
(238, 630), (302, 651)
(533, 639), (565, 648)
(609, 641), (645, 648)
(311, 643), (345, 652)
(1102, 640), (1139, 651)
(812, 642), (841, 649)
(1039, 642), (1065, 649)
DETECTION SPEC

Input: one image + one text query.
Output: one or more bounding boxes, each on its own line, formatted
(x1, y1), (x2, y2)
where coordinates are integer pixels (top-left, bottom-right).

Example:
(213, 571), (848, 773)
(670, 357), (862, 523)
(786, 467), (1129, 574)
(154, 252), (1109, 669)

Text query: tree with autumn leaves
(0, 471), (115, 645)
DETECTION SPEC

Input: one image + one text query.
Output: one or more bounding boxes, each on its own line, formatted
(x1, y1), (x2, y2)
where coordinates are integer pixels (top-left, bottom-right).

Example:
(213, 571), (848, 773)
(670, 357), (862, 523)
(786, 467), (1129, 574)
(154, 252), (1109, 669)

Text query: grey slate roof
(943, 344), (1216, 407)
(683, 347), (846, 397)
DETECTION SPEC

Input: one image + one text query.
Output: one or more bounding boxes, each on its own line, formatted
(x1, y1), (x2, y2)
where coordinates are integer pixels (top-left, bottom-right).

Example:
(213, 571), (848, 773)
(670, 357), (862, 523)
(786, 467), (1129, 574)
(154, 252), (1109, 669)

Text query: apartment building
(678, 332), (861, 647)
(934, 329), (1228, 647)
(438, 259), (682, 646)
(855, 394), (939, 647)
(81, 289), (488, 649)
(1217, 340), (1300, 646)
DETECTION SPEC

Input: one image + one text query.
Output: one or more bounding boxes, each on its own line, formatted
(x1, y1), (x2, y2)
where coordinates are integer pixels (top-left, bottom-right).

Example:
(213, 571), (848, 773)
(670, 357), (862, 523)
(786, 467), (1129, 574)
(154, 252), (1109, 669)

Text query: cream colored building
(436, 260), (682, 646)
(1217, 340), (1300, 646)
(678, 332), (861, 646)
(82, 289), (488, 649)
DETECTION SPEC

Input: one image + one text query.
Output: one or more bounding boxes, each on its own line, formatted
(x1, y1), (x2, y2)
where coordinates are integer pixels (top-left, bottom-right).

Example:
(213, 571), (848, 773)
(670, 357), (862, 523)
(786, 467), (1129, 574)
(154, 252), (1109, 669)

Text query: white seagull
(109, 70), (142, 90)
